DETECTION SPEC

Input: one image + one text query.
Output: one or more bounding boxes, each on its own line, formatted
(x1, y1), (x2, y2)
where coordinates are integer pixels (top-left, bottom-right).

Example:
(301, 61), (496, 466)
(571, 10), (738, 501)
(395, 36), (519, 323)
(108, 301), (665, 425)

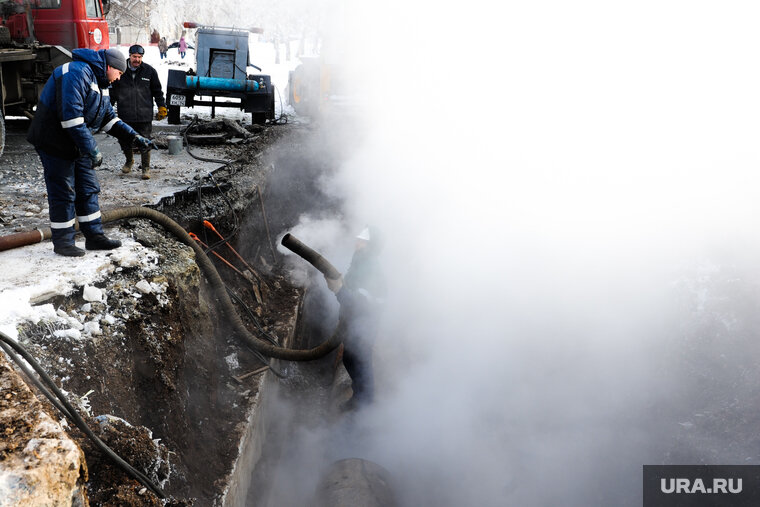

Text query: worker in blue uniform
(27, 48), (154, 257)
(325, 227), (387, 410)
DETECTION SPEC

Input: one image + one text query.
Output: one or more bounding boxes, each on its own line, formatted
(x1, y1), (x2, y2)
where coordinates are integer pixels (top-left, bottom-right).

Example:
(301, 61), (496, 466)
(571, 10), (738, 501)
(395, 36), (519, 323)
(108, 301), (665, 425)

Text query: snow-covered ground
(0, 233), (161, 340)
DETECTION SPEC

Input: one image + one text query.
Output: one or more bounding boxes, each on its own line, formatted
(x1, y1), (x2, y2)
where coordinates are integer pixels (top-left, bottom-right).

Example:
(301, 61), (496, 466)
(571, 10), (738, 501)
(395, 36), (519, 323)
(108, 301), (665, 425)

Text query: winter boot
(53, 244), (85, 257)
(140, 151), (151, 180)
(85, 234), (122, 251)
(121, 150), (134, 174)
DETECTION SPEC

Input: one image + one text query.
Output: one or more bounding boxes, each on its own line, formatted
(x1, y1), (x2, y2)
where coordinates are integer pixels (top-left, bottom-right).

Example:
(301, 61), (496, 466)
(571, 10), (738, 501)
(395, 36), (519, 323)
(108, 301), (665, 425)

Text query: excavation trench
(0, 120), (376, 505)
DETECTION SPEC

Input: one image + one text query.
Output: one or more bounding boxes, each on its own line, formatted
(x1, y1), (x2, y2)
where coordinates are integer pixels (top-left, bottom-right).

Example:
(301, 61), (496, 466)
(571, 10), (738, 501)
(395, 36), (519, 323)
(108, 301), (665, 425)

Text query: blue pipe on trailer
(186, 76), (260, 92)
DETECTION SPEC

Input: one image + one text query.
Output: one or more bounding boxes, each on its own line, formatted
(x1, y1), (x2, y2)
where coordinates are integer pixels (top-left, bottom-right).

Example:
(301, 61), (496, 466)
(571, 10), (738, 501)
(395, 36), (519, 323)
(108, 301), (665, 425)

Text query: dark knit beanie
(104, 48), (126, 72)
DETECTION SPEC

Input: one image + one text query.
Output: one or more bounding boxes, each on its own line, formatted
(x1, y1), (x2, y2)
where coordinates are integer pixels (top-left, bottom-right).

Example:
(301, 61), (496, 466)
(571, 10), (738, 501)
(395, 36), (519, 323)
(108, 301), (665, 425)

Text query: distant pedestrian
(158, 37), (168, 59)
(26, 48), (153, 257)
(179, 36), (187, 59)
(110, 44), (167, 180)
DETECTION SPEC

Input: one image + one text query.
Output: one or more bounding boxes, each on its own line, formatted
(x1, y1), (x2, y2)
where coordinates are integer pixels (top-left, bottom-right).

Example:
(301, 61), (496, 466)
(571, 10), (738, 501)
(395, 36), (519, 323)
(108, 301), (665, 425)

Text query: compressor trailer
(166, 25), (275, 125)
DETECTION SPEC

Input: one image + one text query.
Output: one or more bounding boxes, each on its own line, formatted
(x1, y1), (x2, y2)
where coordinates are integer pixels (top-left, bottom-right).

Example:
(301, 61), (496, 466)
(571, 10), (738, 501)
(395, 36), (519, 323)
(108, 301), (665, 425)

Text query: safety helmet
(356, 228), (371, 241)
(128, 44), (145, 56)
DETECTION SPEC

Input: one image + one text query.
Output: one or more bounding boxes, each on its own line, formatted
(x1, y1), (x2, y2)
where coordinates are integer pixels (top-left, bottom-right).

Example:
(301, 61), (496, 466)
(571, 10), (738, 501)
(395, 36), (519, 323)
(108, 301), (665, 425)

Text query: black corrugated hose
(0, 330), (166, 498)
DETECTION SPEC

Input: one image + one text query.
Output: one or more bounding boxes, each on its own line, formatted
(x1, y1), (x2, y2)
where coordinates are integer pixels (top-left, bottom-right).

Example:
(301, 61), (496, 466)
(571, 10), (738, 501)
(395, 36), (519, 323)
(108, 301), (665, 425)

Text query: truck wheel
(168, 105), (180, 125)
(0, 111), (5, 159)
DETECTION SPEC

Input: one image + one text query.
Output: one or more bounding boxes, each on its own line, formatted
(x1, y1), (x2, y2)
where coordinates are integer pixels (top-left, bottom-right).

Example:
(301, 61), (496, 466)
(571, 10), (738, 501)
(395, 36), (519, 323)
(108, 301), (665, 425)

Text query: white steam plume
(266, 1), (760, 505)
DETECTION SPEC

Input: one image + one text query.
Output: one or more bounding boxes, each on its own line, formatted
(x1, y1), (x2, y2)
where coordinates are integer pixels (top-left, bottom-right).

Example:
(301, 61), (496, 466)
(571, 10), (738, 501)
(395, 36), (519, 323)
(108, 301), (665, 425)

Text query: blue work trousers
(38, 148), (104, 247)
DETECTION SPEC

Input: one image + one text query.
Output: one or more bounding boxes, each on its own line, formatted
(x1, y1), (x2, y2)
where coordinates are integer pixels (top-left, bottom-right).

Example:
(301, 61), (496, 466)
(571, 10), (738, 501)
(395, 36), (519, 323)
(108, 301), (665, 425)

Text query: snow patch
(53, 329), (81, 340)
(0, 236), (162, 342)
(82, 285), (103, 302)
(224, 353), (239, 370)
(83, 321), (101, 336)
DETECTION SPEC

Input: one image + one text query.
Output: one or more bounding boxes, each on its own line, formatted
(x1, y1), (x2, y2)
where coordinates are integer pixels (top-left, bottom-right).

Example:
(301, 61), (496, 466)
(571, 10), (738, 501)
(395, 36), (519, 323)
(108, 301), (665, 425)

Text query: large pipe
(0, 228), (50, 252)
(280, 233), (341, 280)
(0, 207), (341, 361)
(186, 76), (260, 92)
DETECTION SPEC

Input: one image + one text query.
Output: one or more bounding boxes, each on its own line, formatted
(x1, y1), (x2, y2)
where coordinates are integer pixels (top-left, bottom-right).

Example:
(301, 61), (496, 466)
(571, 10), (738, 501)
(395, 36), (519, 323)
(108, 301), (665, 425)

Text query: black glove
(88, 148), (103, 168)
(134, 135), (157, 151)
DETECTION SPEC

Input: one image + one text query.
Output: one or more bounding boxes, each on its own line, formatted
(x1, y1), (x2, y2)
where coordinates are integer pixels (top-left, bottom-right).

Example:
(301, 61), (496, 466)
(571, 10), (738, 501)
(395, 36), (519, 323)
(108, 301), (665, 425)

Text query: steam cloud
(263, 2), (760, 505)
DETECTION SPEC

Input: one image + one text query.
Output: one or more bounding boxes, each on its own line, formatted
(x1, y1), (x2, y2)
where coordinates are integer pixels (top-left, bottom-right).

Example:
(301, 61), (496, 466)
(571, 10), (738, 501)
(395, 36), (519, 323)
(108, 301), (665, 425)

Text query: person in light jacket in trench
(325, 227), (387, 410)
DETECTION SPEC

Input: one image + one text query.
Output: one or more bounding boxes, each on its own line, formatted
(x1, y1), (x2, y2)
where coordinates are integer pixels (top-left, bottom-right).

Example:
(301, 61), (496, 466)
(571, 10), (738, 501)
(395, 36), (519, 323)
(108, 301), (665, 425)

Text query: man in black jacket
(110, 44), (167, 180)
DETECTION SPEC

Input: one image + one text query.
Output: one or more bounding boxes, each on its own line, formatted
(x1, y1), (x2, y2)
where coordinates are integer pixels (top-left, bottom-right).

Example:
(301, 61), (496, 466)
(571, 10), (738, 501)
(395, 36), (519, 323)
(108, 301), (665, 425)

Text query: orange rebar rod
(203, 220), (260, 279)
(188, 232), (244, 277)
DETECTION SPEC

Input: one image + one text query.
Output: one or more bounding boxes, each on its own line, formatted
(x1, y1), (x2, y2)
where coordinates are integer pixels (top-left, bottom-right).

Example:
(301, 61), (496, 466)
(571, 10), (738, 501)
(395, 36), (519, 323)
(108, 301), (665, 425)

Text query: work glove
(156, 106), (168, 121)
(88, 148), (103, 168)
(134, 135), (157, 152)
(325, 275), (343, 294)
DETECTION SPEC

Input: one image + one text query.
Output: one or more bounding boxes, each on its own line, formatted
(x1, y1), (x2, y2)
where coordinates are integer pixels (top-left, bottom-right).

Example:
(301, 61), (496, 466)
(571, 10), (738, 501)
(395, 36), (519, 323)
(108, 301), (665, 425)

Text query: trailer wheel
(168, 105), (180, 125)
(252, 112), (267, 125)
(0, 111), (5, 159)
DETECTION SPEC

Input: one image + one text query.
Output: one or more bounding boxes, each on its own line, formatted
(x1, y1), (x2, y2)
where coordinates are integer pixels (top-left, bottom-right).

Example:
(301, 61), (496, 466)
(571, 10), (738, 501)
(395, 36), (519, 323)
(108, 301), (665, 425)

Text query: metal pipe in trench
(0, 207), (341, 361)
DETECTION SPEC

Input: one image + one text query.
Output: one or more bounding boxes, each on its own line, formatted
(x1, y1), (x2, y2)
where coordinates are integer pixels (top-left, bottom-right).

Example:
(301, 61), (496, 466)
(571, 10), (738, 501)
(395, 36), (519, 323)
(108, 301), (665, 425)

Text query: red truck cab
(3, 0), (110, 50)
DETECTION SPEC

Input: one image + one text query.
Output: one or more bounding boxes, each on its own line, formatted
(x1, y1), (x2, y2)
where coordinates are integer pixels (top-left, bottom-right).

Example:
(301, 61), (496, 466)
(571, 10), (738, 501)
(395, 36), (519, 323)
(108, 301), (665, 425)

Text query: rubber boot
(85, 234), (122, 251)
(141, 151), (151, 180)
(54, 244), (85, 257)
(121, 150), (133, 174)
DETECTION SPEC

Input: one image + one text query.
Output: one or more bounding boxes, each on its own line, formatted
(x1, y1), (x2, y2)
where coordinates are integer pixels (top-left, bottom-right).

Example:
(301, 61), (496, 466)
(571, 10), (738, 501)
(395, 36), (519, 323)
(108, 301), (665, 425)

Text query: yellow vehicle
(288, 52), (354, 118)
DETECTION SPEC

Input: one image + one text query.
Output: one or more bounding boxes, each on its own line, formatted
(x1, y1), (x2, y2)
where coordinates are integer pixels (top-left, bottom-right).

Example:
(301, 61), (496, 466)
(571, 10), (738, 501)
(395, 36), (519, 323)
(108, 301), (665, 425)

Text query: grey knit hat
(104, 48), (126, 72)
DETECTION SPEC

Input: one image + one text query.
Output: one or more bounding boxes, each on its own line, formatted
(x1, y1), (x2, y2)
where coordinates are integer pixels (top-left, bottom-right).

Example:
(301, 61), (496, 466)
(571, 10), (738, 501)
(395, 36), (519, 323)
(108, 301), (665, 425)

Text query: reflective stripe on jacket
(27, 49), (136, 159)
